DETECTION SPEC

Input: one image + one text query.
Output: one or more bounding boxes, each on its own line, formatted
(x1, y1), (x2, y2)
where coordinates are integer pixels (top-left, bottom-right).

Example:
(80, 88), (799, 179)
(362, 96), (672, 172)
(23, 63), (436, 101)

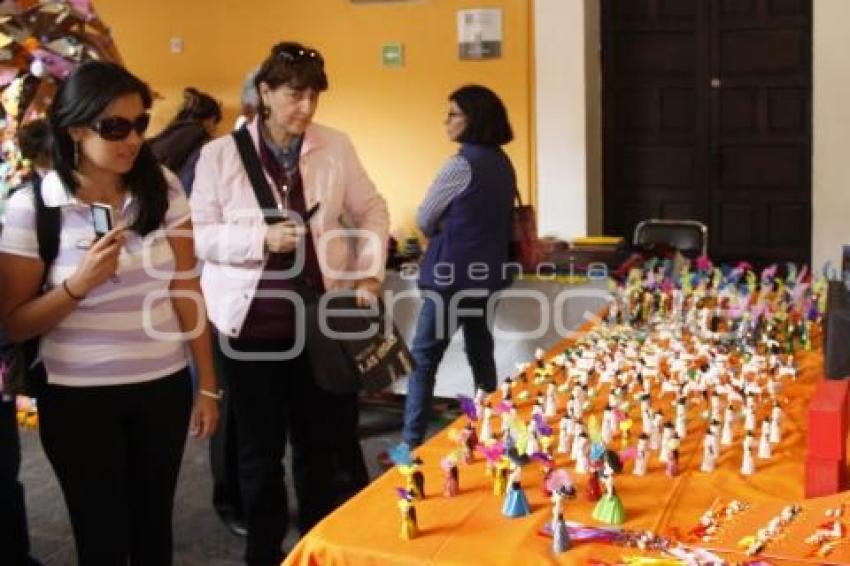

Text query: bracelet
(199, 388), (223, 401)
(62, 279), (85, 301)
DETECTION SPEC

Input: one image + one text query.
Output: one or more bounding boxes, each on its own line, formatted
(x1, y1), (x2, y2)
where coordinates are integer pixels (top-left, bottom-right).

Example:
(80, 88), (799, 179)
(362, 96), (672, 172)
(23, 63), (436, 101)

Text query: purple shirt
(0, 169), (190, 386)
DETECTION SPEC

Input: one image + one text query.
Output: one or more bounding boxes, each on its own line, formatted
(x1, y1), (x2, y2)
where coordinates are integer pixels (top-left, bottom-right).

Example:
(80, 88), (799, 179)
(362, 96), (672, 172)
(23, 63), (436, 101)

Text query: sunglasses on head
(89, 113), (151, 141)
(275, 46), (324, 66)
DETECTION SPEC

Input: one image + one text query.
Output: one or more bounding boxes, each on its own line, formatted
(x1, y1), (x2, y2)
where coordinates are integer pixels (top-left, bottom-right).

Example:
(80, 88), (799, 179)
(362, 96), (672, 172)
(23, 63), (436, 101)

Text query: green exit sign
(382, 43), (404, 68)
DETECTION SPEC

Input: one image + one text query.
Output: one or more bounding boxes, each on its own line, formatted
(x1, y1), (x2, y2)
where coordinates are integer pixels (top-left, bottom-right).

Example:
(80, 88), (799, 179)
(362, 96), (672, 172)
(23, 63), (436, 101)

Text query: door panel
(710, 0), (811, 265)
(602, 0), (811, 266)
(602, 0), (709, 245)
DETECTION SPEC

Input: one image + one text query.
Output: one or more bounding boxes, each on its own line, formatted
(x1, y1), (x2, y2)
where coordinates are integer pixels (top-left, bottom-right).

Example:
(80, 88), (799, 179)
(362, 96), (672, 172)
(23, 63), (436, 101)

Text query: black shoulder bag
(231, 128), (414, 394)
(3, 176), (61, 398)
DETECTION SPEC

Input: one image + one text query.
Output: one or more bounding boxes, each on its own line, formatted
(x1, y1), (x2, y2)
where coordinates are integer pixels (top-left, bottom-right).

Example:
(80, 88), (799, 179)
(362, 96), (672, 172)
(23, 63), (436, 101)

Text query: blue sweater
(418, 143), (515, 292)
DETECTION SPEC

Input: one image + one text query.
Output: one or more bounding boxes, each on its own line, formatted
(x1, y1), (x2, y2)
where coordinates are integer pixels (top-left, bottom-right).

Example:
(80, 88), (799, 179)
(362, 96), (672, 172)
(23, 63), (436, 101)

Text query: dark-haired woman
(402, 84), (516, 448)
(0, 61), (219, 564)
(149, 87), (222, 194)
(192, 42), (388, 564)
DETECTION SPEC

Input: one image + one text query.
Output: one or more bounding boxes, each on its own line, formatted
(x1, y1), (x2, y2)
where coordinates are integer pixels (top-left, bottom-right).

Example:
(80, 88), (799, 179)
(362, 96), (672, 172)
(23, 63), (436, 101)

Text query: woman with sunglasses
(192, 41), (389, 564)
(0, 61), (219, 564)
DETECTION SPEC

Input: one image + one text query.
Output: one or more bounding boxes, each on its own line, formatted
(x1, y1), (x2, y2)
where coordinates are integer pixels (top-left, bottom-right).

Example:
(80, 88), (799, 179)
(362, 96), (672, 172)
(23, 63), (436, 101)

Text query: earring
(261, 106), (270, 120)
(73, 141), (80, 169)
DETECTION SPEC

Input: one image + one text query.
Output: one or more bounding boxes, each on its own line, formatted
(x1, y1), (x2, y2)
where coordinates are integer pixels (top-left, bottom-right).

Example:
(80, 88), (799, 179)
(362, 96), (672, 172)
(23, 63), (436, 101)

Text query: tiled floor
(19, 398), (446, 566)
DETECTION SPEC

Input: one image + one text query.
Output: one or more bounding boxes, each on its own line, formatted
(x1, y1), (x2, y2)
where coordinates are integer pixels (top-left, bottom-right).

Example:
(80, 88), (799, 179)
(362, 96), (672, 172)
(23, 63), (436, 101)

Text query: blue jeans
(402, 291), (498, 447)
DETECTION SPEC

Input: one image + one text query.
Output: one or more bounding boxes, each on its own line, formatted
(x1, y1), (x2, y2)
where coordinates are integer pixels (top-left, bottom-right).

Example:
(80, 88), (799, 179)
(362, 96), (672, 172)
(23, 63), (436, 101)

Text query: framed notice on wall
(457, 8), (502, 60)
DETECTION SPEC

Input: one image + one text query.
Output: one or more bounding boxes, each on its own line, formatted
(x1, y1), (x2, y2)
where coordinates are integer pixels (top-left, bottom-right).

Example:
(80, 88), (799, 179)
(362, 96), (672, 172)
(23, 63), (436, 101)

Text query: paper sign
(457, 8), (502, 60)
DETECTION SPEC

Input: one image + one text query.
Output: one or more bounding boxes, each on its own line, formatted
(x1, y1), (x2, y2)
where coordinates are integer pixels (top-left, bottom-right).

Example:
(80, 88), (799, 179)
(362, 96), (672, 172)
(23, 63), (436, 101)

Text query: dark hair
(254, 41), (328, 119)
(48, 61), (168, 236)
(450, 84), (513, 146)
(166, 87), (222, 128)
(17, 119), (50, 164)
(602, 450), (623, 474)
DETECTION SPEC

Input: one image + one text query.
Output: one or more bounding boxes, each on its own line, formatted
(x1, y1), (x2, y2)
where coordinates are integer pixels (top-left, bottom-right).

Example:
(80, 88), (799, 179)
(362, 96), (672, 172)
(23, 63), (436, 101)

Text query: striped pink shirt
(0, 169), (190, 386)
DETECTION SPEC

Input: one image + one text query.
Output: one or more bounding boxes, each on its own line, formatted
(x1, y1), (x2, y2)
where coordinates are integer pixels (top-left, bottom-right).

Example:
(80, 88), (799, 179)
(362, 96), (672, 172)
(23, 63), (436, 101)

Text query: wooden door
(601, 0), (811, 266)
(709, 0), (811, 265)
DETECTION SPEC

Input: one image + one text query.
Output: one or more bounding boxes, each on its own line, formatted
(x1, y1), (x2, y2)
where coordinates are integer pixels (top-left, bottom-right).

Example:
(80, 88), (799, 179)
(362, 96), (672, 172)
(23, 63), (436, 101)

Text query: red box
(805, 457), (848, 498)
(807, 380), (850, 460)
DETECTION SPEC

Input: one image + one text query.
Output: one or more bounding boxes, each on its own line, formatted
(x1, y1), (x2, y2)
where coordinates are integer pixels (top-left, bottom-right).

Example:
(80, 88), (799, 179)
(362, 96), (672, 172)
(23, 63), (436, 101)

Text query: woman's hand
(264, 220), (305, 253)
(355, 277), (382, 307)
(190, 394), (219, 439)
(66, 226), (126, 296)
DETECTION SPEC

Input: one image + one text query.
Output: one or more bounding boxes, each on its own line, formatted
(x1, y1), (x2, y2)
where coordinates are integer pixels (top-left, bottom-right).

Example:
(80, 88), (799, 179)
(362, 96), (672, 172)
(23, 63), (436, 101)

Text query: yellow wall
(96, 0), (532, 239)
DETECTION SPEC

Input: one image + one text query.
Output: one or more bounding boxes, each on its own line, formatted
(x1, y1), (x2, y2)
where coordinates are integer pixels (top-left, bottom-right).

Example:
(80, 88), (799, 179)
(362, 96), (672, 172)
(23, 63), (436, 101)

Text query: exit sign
(382, 43), (404, 68)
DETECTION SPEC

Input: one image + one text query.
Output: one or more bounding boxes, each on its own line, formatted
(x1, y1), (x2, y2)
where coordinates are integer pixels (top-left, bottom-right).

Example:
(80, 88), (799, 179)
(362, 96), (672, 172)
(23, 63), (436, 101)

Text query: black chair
(633, 219), (708, 258)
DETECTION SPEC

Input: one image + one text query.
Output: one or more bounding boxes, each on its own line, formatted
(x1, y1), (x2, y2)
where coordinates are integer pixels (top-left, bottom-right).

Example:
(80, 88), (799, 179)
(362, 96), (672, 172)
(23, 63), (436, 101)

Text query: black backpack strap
(32, 175), (61, 288)
(232, 127), (280, 226)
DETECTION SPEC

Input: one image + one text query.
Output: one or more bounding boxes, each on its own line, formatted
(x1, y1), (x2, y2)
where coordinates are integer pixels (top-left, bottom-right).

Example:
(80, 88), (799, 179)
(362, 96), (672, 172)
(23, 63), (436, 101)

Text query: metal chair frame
(632, 219), (708, 257)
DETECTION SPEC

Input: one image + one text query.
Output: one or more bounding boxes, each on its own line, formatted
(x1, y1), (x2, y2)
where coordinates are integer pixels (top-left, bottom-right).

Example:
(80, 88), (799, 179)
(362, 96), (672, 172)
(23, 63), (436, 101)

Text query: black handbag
(300, 286), (414, 394)
(231, 128), (414, 394)
(2, 175), (60, 398)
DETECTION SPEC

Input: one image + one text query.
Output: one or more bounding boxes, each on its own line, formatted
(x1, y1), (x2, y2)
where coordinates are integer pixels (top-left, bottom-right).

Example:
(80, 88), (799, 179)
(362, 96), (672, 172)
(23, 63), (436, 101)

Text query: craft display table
(284, 349), (824, 565)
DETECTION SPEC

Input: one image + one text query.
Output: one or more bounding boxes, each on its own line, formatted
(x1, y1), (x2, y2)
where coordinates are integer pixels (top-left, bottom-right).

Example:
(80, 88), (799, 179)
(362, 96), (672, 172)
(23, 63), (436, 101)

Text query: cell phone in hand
(90, 203), (114, 241)
(303, 202), (320, 223)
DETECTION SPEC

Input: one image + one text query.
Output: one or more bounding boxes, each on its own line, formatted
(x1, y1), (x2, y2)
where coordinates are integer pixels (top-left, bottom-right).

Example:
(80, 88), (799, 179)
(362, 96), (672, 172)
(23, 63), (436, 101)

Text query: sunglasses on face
(88, 113), (151, 141)
(275, 46), (324, 66)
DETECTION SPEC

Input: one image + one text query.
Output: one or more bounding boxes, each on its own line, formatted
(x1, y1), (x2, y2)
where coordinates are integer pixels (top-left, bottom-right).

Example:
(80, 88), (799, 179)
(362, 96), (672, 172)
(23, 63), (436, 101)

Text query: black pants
(214, 337), (368, 566)
(210, 360), (243, 521)
(38, 370), (192, 566)
(0, 398), (33, 564)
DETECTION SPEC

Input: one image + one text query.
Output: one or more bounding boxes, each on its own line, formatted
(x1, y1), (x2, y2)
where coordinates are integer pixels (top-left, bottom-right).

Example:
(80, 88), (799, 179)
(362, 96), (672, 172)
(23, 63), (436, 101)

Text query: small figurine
(410, 457), (425, 499)
(493, 458), (510, 497)
(721, 404), (735, 446)
(743, 394), (757, 433)
(574, 431), (590, 474)
(675, 396), (688, 439)
(531, 395), (544, 419)
(502, 463), (532, 518)
(544, 382), (558, 418)
(758, 418), (772, 460)
(710, 391), (722, 421)
(592, 450), (626, 525)
(474, 387), (487, 419)
(557, 413), (573, 455)
(700, 427), (717, 473)
(601, 404), (615, 444)
(480, 403), (493, 442)
(770, 401), (782, 444)
(441, 453), (460, 497)
(462, 422), (479, 463)
(389, 444), (425, 500)
(585, 465), (602, 502)
(741, 431), (756, 476)
(633, 432), (649, 476)
(397, 488), (419, 540)
(639, 393), (652, 433)
(666, 433), (681, 478)
(659, 421), (674, 463)
(649, 410), (663, 450)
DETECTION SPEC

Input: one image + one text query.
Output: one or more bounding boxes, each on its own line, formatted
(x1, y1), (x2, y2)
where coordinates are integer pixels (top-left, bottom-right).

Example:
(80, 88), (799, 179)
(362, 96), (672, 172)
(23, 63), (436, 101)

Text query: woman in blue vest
(403, 85), (516, 447)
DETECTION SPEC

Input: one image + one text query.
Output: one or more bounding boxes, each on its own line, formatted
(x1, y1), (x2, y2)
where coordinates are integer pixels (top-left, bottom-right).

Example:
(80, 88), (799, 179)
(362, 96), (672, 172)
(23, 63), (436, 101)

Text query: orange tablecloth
(285, 351), (821, 565)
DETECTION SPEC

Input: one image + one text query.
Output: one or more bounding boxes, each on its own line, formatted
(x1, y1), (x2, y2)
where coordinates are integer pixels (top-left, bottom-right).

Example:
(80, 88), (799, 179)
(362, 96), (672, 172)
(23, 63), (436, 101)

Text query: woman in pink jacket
(191, 42), (389, 565)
